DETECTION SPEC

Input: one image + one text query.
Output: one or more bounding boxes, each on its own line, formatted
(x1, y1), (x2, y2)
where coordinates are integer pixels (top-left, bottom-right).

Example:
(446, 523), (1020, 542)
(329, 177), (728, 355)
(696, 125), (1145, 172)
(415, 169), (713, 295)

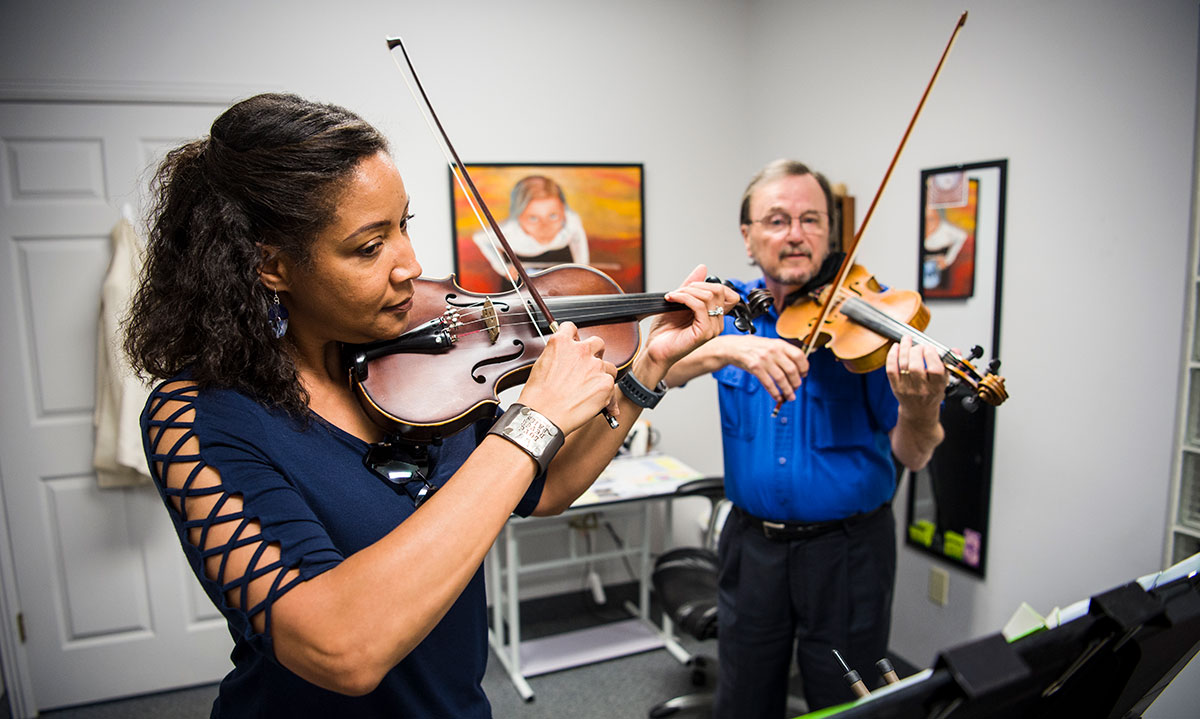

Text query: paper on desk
(573, 454), (706, 506)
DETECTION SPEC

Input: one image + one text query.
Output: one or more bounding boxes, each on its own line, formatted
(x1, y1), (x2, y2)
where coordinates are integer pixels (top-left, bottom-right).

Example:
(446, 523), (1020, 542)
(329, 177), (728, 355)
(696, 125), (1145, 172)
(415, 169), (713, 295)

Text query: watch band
(487, 404), (564, 474)
(617, 372), (668, 409)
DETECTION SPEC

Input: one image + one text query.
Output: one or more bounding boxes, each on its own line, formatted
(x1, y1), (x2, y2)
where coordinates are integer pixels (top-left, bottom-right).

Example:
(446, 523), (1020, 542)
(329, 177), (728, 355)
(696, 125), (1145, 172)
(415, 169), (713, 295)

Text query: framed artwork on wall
(920, 169), (978, 299)
(449, 163), (645, 294)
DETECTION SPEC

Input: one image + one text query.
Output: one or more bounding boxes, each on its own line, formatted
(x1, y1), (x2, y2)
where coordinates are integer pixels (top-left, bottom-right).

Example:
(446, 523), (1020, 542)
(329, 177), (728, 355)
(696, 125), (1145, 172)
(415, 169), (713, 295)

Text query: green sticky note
(943, 531), (964, 560)
(909, 520), (935, 546)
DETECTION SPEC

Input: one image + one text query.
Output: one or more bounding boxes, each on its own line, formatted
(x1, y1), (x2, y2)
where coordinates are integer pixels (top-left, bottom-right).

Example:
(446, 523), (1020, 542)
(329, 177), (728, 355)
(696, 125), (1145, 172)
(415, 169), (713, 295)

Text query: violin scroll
(741, 288), (773, 330)
(946, 355), (1008, 413)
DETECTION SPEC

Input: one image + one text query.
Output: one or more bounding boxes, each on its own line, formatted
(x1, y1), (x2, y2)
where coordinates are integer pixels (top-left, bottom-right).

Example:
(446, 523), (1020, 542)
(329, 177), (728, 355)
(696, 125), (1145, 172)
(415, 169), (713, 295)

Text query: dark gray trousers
(713, 505), (897, 717)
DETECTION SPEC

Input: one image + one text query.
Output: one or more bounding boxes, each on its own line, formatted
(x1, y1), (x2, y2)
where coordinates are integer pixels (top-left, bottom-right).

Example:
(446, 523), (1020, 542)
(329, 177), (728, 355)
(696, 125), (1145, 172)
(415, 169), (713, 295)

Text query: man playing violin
(665, 159), (948, 714)
(124, 92), (739, 719)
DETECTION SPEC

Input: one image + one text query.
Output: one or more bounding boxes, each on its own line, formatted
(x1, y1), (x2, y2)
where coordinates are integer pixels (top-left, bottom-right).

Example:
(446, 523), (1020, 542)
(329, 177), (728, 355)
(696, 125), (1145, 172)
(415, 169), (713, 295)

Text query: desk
(486, 453), (708, 700)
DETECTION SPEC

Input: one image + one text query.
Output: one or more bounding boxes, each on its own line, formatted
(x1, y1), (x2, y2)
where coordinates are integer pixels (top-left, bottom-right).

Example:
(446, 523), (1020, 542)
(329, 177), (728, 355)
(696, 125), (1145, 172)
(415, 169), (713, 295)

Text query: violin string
(443, 295), (678, 335)
(834, 295), (989, 389)
(835, 292), (962, 365)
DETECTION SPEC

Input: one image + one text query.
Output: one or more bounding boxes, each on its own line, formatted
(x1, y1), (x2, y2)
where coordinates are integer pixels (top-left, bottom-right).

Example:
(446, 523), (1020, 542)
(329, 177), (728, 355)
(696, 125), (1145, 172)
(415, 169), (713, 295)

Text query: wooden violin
(777, 263), (1008, 410)
(345, 265), (756, 442)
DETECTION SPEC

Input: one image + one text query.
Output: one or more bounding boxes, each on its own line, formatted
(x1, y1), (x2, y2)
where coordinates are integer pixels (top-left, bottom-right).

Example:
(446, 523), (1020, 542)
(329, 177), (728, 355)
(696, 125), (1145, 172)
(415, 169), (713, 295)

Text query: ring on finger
(707, 307), (724, 317)
(899, 369), (910, 376)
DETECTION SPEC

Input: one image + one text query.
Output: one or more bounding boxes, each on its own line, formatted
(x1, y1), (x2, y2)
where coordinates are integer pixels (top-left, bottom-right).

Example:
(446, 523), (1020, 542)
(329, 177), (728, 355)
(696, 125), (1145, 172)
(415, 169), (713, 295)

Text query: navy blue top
(716, 277), (899, 522)
(141, 377), (543, 718)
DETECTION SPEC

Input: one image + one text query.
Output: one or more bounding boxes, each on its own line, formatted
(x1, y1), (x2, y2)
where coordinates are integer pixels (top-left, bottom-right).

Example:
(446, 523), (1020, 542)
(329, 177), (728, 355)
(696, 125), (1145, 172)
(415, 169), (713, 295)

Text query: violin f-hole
(471, 340), (526, 384)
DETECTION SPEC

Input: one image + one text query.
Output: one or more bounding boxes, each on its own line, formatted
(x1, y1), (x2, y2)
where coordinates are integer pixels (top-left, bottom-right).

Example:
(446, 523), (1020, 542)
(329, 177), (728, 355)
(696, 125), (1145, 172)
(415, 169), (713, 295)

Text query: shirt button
(778, 457), (787, 465)
(779, 416), (788, 424)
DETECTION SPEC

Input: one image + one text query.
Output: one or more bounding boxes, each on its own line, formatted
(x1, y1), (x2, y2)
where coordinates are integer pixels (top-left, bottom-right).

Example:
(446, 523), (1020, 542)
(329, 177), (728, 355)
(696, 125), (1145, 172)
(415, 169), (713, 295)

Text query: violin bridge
(481, 297), (500, 344)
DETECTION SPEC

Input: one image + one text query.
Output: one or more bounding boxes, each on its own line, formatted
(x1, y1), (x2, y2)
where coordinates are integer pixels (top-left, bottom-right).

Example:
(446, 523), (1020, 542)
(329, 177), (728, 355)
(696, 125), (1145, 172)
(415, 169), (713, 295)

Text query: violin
(345, 265), (757, 442)
(776, 263), (1008, 410)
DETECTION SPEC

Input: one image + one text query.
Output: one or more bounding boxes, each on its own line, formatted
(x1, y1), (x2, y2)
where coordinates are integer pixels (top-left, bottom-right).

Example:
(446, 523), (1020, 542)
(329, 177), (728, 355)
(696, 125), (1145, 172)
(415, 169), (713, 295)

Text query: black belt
(737, 503), (889, 542)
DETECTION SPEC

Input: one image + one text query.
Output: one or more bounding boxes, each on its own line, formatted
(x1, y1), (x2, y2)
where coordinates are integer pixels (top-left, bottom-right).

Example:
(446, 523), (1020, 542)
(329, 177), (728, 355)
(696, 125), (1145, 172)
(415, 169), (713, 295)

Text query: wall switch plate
(928, 566), (950, 606)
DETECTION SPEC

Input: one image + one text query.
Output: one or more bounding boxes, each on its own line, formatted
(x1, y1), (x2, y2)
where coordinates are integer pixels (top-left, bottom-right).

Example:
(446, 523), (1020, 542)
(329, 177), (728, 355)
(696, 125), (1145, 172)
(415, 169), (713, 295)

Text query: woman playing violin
(123, 92), (737, 718)
(663, 159), (948, 714)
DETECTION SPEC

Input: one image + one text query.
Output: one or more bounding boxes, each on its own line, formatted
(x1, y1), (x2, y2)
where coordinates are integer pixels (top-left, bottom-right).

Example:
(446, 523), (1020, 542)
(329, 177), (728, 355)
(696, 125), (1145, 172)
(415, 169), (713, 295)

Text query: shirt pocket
(807, 378), (875, 451)
(715, 365), (758, 441)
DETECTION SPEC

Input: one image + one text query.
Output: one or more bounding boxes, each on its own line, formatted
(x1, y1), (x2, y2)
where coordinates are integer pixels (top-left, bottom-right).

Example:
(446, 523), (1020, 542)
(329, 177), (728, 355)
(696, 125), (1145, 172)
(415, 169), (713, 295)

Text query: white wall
(3, 0), (1199, 714)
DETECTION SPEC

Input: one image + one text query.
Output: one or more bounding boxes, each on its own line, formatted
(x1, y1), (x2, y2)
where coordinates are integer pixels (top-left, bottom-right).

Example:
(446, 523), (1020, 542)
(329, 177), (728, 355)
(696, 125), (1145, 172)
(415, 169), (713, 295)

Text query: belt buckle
(761, 520), (787, 540)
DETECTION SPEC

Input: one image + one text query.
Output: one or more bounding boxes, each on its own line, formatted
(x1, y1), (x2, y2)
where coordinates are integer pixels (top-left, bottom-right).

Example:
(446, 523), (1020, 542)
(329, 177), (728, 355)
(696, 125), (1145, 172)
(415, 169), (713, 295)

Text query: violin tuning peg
(732, 311), (755, 334)
(987, 358), (1001, 373)
(967, 345), (984, 361)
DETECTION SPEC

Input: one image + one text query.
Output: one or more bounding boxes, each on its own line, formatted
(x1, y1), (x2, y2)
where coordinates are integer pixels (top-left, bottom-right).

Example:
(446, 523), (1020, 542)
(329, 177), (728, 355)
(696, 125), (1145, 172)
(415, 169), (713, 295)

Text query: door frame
(0, 79), (254, 718)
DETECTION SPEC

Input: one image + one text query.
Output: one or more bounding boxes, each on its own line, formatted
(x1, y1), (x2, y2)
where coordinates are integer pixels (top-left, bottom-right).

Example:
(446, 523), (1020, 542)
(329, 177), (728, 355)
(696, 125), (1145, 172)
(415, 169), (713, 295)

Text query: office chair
(649, 478), (807, 718)
(649, 477), (724, 718)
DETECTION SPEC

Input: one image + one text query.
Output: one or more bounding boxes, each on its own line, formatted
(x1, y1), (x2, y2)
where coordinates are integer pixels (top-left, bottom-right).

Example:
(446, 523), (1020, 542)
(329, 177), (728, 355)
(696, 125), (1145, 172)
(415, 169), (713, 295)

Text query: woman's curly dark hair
(124, 93), (389, 416)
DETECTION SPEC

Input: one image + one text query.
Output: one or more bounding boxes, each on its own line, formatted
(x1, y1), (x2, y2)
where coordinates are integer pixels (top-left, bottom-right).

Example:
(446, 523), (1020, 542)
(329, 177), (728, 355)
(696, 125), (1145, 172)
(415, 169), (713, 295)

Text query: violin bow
(800, 11), (968, 356)
(385, 37), (620, 427)
(386, 37), (557, 333)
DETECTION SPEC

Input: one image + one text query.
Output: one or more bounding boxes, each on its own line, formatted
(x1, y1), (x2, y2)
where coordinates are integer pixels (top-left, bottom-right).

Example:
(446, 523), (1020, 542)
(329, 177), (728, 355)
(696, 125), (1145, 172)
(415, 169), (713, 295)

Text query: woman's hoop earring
(268, 291), (289, 338)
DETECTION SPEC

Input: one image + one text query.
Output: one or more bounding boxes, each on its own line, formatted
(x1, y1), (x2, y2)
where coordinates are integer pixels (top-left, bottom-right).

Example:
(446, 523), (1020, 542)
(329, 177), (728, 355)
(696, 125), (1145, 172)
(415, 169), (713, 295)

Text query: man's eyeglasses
(364, 441), (438, 507)
(749, 210), (830, 238)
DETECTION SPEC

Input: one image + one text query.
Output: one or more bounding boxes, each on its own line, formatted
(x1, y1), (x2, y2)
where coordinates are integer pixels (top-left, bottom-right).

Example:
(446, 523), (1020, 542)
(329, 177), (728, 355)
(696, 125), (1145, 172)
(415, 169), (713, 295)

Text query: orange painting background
(451, 164), (644, 293)
(922, 178), (978, 299)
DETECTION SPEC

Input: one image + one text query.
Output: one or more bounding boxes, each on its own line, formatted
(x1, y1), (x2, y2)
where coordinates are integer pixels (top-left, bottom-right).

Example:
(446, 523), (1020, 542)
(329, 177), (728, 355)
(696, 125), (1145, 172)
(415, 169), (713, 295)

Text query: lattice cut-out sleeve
(142, 380), (343, 654)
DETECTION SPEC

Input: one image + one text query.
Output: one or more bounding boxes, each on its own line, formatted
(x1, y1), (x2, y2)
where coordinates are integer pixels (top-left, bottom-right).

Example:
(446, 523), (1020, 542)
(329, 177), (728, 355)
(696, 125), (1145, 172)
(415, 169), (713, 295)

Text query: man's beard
(758, 248), (819, 287)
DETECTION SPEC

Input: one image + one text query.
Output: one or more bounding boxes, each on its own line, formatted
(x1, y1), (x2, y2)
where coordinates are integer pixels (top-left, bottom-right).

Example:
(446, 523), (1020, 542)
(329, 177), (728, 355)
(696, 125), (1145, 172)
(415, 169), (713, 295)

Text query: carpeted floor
(32, 584), (886, 718)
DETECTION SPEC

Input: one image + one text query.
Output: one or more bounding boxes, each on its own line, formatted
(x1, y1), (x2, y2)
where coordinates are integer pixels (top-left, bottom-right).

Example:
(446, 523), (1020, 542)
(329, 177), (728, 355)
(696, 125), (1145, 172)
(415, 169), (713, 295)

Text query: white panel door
(0, 102), (234, 712)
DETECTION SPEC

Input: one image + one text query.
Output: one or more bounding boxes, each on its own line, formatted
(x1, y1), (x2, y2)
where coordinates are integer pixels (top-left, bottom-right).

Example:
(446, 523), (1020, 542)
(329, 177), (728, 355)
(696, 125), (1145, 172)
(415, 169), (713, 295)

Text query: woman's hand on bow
(518, 321), (618, 435)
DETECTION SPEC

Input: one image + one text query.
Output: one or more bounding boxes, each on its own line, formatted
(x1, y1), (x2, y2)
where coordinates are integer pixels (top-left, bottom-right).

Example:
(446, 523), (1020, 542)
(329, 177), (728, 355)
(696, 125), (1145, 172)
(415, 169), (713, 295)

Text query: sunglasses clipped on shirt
(363, 440), (438, 507)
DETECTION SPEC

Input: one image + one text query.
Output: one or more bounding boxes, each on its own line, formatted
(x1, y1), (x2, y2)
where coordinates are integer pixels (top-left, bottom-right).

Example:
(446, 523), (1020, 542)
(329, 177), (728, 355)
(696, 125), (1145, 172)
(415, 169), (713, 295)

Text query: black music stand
(817, 557), (1200, 718)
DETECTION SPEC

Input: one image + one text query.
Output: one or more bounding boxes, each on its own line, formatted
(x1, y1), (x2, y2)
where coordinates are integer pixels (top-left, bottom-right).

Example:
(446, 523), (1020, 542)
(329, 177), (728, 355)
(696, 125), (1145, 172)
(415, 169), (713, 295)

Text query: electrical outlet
(928, 567), (950, 606)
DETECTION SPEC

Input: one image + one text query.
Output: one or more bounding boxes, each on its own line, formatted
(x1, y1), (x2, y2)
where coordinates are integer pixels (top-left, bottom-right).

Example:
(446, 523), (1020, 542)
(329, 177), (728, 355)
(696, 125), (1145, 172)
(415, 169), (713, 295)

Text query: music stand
(814, 554), (1200, 719)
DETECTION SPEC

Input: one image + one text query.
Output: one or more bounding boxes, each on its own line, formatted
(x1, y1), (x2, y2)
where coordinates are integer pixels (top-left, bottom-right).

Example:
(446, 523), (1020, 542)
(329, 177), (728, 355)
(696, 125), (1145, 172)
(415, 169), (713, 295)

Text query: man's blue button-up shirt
(716, 277), (899, 522)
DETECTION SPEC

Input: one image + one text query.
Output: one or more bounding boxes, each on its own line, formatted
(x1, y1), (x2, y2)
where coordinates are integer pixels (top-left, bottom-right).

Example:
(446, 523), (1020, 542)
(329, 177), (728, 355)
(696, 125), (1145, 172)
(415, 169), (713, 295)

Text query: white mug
(625, 419), (659, 457)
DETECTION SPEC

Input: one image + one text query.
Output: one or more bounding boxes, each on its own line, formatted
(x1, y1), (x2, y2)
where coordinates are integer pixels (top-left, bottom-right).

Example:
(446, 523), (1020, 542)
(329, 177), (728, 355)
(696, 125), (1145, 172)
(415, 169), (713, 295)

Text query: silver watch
(487, 404), (565, 474)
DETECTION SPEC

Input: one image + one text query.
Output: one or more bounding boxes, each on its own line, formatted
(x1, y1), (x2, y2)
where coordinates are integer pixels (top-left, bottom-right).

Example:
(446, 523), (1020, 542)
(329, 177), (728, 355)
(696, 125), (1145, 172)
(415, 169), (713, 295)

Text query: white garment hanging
(93, 213), (152, 487)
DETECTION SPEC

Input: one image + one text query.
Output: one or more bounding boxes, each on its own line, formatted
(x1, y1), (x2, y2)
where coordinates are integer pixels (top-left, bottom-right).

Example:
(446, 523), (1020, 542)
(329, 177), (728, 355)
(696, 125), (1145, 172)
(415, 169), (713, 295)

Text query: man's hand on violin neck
(886, 336), (948, 409)
(518, 321), (617, 435)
